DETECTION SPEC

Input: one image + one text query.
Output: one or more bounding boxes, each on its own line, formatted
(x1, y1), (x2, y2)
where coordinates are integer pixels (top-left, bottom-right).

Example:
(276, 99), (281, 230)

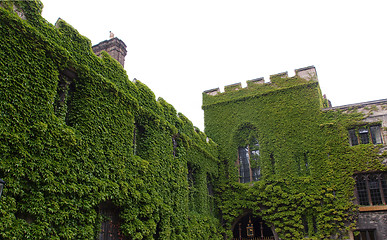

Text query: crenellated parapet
(203, 66), (317, 96)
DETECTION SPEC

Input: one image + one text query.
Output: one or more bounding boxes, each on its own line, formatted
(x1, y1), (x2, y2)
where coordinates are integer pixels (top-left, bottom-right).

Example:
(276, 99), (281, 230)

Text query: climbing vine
(0, 1), (222, 239)
(203, 75), (386, 239)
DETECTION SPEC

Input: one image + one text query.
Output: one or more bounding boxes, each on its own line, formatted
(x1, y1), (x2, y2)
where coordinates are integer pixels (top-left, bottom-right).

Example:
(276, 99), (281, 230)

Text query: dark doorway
(99, 201), (126, 240)
(232, 213), (274, 240)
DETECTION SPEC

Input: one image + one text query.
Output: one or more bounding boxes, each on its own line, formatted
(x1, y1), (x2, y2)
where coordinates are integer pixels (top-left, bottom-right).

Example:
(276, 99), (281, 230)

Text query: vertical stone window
(132, 125), (137, 155)
(302, 214), (318, 237)
(54, 69), (76, 125)
(99, 201), (126, 240)
(270, 153), (275, 175)
(207, 175), (214, 196)
(172, 135), (178, 157)
(132, 123), (145, 156)
(359, 128), (369, 144)
(349, 129), (358, 146)
(370, 126), (383, 144)
(295, 152), (310, 176)
(187, 163), (195, 189)
(304, 152), (310, 174)
(302, 215), (308, 235)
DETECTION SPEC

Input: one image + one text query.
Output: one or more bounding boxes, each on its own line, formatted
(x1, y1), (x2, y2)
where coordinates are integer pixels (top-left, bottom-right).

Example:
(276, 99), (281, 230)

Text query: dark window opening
(132, 124), (145, 156)
(370, 126), (383, 144)
(355, 172), (387, 206)
(99, 201), (126, 240)
(187, 163), (195, 189)
(207, 175), (214, 196)
(270, 153), (275, 175)
(133, 125), (137, 155)
(353, 229), (376, 240)
(251, 168), (260, 182)
(172, 135), (178, 157)
(54, 69), (76, 125)
(232, 213), (273, 239)
(349, 129), (358, 146)
(302, 215), (308, 235)
(302, 214), (317, 237)
(304, 152), (310, 174)
(349, 125), (383, 146)
(356, 175), (369, 205)
(312, 216), (317, 234)
(359, 128), (369, 144)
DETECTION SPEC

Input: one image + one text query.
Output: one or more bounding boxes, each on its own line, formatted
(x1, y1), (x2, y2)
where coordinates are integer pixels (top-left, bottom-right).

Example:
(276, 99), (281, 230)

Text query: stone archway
(231, 212), (277, 240)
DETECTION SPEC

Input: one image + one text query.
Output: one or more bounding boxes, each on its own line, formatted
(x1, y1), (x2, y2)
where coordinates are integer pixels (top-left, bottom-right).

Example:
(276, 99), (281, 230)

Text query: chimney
(92, 36), (127, 67)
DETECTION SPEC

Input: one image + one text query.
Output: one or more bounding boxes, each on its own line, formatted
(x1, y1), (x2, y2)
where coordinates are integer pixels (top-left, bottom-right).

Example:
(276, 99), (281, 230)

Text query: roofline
(322, 98), (387, 111)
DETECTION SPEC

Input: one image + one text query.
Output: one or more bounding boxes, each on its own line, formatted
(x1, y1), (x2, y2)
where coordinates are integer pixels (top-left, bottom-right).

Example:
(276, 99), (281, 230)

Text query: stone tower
(92, 37), (127, 67)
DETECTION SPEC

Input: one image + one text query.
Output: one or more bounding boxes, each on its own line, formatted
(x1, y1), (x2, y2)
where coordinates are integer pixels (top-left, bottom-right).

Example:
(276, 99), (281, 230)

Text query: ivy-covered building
(0, 1), (221, 239)
(203, 65), (387, 240)
(1, 1), (387, 240)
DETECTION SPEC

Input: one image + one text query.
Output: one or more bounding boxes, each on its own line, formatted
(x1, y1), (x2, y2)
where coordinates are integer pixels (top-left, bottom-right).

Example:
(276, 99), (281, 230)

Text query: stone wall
(356, 211), (387, 240)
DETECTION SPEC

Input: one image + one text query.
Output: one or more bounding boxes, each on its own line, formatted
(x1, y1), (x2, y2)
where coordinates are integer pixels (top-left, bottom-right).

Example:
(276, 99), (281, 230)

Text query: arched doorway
(232, 213), (274, 240)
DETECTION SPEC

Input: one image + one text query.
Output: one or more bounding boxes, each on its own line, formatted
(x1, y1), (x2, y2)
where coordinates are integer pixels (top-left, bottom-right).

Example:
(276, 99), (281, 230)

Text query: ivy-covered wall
(203, 74), (387, 239)
(0, 1), (222, 239)
(1, 1), (387, 240)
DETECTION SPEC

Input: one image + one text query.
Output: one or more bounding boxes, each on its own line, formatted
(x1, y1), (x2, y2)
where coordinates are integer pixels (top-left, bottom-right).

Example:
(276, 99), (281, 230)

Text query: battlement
(203, 66), (317, 96)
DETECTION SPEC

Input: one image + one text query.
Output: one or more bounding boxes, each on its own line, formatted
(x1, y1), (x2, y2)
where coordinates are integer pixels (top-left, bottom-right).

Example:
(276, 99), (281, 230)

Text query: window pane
(250, 140), (260, 157)
(359, 128), (369, 144)
(356, 176), (369, 205)
(239, 147), (250, 183)
(368, 230), (376, 240)
(251, 168), (260, 181)
(354, 230), (376, 240)
(349, 129), (358, 146)
(369, 175), (382, 205)
(370, 126), (383, 144)
(382, 174), (387, 204)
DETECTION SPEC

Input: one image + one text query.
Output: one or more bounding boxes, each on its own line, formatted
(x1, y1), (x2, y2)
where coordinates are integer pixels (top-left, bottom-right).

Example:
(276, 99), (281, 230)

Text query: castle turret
(92, 35), (127, 67)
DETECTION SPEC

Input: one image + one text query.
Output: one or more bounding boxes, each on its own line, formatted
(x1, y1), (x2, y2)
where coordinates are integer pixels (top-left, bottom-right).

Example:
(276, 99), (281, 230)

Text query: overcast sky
(41, 0), (387, 131)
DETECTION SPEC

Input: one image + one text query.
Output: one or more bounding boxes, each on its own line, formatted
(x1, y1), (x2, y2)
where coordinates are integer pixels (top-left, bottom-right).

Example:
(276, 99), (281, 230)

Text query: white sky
(41, 0), (387, 131)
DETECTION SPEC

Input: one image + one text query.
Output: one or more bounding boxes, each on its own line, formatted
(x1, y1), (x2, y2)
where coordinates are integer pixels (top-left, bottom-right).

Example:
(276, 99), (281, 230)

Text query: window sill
(359, 205), (387, 212)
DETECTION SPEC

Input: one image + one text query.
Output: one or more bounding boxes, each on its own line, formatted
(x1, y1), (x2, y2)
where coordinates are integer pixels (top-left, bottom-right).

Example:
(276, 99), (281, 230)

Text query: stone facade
(355, 211), (387, 240)
(325, 99), (387, 239)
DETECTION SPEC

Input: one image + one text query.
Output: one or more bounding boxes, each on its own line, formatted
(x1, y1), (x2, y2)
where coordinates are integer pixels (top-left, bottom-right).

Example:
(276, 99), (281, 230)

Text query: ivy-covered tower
(202, 66), (387, 239)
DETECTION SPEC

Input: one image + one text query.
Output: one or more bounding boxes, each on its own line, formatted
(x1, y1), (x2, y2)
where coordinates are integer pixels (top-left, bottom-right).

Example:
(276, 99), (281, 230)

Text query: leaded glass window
(349, 125), (383, 146)
(238, 138), (261, 183)
(370, 126), (383, 144)
(355, 172), (387, 206)
(238, 146), (251, 183)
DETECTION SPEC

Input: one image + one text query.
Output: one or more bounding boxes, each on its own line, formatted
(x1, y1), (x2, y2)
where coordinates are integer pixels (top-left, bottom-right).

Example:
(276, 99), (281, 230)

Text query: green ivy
(203, 75), (386, 239)
(0, 1), (222, 239)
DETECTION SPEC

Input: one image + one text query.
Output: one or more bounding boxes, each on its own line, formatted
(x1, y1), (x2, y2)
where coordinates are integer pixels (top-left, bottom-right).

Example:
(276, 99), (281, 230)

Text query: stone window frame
(353, 229), (376, 240)
(348, 125), (383, 146)
(354, 172), (387, 207)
